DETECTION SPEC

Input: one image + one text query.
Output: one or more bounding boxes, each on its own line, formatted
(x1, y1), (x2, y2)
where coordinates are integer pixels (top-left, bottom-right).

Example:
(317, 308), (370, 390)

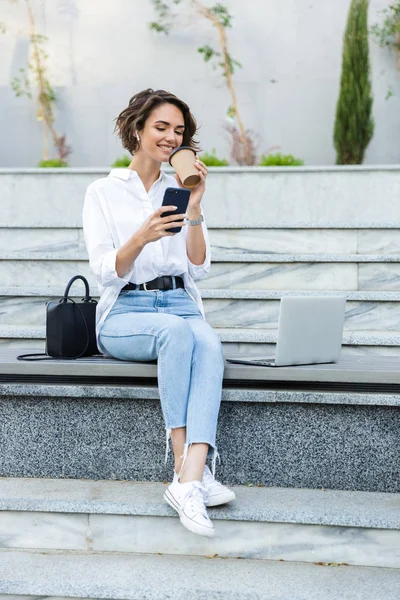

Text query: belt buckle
(143, 282), (159, 292)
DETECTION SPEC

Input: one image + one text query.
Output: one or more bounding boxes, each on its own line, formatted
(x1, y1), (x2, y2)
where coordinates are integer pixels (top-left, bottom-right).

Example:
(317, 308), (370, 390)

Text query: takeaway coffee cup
(168, 146), (200, 188)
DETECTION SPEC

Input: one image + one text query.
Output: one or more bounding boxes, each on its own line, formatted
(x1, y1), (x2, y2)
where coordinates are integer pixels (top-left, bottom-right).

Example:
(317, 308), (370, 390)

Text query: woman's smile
(158, 144), (175, 153)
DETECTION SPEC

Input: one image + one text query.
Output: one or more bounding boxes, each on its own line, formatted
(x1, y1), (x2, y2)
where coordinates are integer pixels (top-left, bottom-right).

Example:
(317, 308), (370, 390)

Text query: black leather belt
(122, 275), (185, 292)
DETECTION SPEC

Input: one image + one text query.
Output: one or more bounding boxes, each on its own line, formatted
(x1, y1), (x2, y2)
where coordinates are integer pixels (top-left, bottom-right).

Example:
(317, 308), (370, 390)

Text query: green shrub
(334, 0), (374, 164)
(259, 153), (304, 166)
(198, 149), (229, 166)
(37, 158), (68, 168)
(111, 155), (131, 167)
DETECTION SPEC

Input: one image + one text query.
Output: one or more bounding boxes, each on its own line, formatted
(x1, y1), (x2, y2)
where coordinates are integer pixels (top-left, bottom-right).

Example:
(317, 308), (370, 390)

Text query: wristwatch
(187, 215), (204, 226)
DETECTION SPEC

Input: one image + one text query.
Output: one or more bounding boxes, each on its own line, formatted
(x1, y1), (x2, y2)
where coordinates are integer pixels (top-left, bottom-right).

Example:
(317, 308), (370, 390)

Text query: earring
(136, 132), (140, 142)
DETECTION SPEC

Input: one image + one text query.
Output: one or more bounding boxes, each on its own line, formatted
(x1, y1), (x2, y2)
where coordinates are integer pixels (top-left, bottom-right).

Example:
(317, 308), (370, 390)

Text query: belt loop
(172, 275), (176, 290)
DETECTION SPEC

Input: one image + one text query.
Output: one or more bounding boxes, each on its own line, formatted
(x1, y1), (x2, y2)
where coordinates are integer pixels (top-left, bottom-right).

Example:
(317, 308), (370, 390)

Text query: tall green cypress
(334, 0), (374, 164)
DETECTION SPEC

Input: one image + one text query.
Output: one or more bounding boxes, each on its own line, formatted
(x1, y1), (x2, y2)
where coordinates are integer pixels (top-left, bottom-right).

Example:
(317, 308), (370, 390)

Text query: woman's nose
(165, 130), (177, 143)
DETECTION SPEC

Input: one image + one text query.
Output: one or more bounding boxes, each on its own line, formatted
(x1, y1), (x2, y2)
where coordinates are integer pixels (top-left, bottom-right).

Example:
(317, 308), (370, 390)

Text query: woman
(82, 88), (235, 538)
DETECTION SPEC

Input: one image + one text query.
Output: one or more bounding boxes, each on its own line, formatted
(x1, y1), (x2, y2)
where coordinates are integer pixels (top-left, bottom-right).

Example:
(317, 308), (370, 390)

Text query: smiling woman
(82, 87), (235, 539)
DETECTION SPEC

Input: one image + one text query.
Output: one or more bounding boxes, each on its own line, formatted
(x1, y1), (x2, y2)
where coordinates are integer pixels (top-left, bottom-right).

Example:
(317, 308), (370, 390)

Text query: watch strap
(187, 215), (204, 226)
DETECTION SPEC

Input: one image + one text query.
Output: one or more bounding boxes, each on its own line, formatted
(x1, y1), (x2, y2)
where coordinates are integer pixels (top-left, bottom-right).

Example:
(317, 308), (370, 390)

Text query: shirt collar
(108, 168), (165, 183)
(108, 168), (136, 181)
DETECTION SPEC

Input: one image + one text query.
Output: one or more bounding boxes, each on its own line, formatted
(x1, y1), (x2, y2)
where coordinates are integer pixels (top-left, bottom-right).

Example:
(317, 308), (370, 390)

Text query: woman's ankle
(178, 443), (209, 483)
(179, 474), (201, 484)
(174, 460), (182, 475)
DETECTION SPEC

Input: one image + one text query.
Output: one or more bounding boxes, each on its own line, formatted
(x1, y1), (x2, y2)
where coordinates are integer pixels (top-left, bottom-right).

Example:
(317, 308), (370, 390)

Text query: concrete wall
(1, 0), (399, 167)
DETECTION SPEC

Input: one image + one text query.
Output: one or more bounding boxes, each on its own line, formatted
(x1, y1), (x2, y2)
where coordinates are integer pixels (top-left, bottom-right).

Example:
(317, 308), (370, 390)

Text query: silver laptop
(226, 296), (346, 367)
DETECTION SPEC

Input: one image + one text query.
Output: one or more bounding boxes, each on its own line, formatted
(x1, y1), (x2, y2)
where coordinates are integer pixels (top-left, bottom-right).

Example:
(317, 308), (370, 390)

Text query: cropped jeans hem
(99, 287), (224, 473)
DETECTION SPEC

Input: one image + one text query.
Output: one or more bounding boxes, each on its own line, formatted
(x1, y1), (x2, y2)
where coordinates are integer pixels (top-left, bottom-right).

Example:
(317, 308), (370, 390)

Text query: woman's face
(138, 103), (185, 163)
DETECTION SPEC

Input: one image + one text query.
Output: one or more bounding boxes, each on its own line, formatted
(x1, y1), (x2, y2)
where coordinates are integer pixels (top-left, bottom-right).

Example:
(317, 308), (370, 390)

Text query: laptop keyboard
(226, 357), (276, 366)
(247, 360), (275, 366)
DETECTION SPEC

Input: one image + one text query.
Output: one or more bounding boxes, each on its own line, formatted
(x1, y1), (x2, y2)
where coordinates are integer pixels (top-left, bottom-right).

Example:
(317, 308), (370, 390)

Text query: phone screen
(161, 187), (191, 233)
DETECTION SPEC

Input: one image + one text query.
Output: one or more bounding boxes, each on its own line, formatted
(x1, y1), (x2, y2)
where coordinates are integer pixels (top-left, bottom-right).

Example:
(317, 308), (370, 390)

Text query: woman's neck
(128, 155), (161, 193)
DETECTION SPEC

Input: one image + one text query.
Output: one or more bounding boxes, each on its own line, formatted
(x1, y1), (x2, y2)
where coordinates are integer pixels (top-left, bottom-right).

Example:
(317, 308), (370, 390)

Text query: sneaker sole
(164, 489), (215, 538)
(180, 509), (215, 538)
(164, 488), (180, 513)
(206, 490), (236, 507)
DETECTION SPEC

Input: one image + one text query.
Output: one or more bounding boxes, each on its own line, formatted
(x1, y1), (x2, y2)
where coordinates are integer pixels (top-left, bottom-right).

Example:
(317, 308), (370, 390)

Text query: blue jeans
(99, 287), (225, 455)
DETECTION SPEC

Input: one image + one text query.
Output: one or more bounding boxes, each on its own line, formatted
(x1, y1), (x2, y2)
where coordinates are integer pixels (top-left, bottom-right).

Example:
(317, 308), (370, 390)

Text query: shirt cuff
(99, 249), (133, 286)
(187, 250), (211, 280)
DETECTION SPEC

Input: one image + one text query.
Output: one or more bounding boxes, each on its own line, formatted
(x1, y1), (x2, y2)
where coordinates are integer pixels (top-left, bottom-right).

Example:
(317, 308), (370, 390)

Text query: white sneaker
(164, 479), (215, 537)
(173, 466), (236, 507)
(202, 465), (236, 507)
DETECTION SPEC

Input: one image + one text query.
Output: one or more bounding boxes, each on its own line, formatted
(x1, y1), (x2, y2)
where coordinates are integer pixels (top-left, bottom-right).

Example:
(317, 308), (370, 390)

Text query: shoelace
(203, 466), (223, 488)
(183, 482), (209, 516)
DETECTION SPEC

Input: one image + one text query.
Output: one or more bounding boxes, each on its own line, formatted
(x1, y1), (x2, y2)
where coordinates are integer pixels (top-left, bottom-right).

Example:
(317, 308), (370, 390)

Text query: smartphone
(161, 187), (190, 234)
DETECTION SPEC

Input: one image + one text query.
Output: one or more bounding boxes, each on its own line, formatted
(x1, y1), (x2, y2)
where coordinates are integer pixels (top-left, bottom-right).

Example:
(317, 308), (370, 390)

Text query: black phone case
(161, 187), (190, 233)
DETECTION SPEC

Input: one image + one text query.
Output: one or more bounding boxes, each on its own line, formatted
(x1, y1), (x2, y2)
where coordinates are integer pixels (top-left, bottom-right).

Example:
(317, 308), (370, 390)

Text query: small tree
(334, 0), (374, 164)
(2, 0), (71, 165)
(149, 0), (257, 165)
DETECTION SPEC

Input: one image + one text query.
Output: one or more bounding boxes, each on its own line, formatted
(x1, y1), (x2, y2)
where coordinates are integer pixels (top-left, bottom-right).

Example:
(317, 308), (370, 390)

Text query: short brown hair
(114, 88), (199, 155)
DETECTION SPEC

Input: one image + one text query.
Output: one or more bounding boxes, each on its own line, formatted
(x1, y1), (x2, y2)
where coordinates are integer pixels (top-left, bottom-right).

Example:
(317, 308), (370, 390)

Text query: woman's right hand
(135, 206), (187, 245)
(116, 207), (186, 278)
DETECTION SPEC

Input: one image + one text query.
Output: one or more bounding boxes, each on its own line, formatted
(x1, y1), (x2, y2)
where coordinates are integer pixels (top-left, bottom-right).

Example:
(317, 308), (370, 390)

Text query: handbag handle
(63, 275), (91, 302)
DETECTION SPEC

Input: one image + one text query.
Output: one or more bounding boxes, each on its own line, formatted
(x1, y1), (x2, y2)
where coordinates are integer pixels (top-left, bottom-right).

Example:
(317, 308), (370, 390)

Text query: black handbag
(17, 275), (100, 361)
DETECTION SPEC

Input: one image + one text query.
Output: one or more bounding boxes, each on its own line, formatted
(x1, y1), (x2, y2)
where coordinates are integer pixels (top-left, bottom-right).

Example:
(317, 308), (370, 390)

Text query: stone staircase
(1, 167), (400, 357)
(1, 167), (400, 599)
(2, 235), (400, 357)
(0, 477), (399, 599)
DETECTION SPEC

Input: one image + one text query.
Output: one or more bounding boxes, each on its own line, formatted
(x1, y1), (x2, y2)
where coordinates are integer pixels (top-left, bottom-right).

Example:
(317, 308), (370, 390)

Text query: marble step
(3, 338), (400, 357)
(0, 477), (399, 569)
(3, 250), (400, 262)
(2, 166), (400, 228)
(2, 289), (400, 331)
(3, 287), (400, 300)
(1, 254), (400, 291)
(2, 327), (400, 357)
(1, 226), (400, 256)
(1, 550), (399, 600)
(1, 324), (400, 348)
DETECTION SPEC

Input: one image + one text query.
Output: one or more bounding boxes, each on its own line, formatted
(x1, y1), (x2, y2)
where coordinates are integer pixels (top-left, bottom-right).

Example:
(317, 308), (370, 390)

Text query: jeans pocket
(176, 287), (186, 294)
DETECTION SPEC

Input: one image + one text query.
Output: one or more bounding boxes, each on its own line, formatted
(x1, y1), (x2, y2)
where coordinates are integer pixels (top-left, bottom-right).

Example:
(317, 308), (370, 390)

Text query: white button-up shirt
(82, 168), (211, 353)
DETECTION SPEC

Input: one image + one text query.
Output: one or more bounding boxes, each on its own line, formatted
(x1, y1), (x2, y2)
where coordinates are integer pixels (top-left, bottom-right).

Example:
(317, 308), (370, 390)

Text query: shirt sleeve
(187, 210), (212, 280)
(82, 185), (133, 287)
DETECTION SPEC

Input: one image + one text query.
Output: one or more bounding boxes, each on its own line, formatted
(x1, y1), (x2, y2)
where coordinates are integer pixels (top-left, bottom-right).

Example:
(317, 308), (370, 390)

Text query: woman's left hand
(174, 158), (207, 210)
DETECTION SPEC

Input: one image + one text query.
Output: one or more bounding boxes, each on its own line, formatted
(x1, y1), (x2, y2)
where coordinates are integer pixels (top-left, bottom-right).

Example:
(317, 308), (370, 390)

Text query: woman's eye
(156, 128), (183, 135)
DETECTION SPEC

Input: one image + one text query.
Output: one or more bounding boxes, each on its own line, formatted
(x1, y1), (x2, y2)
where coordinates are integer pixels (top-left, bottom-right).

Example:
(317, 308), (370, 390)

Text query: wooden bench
(2, 350), (400, 388)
